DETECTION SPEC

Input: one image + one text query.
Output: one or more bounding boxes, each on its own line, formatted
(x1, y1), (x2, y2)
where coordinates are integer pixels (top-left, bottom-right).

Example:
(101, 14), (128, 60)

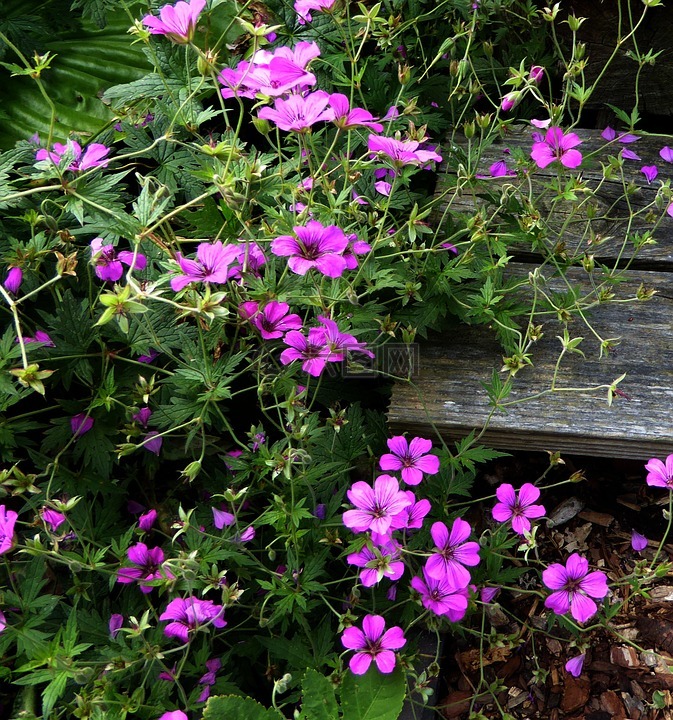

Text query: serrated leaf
(203, 695), (284, 720)
(341, 665), (406, 720)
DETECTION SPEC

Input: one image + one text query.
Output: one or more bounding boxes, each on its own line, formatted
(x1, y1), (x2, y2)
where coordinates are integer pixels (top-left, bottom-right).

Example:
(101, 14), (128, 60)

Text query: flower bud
(529, 65), (545, 83)
(500, 91), (521, 113)
(3, 267), (22, 295)
(252, 116), (271, 135)
(463, 120), (476, 139)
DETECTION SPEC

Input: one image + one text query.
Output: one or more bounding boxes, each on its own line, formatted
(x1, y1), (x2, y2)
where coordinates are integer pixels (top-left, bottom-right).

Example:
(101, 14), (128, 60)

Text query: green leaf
(299, 669), (338, 720)
(203, 695), (284, 720)
(341, 665), (406, 720)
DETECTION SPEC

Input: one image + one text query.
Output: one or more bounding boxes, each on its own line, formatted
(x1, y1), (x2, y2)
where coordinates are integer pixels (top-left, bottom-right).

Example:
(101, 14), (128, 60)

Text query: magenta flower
(133, 407), (152, 428)
(0, 505), (18, 554)
(234, 526), (255, 542)
(35, 140), (110, 171)
(660, 146), (673, 163)
(0, 610), (6, 634)
(565, 654), (585, 677)
(138, 509), (157, 532)
(160, 596), (226, 643)
(491, 483), (546, 535)
(90, 238), (147, 282)
(143, 431), (163, 456)
(294, 0), (336, 24)
(641, 165), (658, 184)
(368, 135), (442, 168)
(239, 300), (303, 339)
(530, 127), (583, 169)
(142, 0), (206, 43)
(379, 436), (440, 486)
(411, 566), (469, 620)
(212, 506), (235, 529)
(500, 91), (521, 112)
(317, 315), (374, 360)
(374, 181), (392, 196)
(158, 712), (188, 720)
(631, 530), (648, 552)
(645, 454), (673, 489)
(170, 241), (241, 291)
(71, 413), (94, 437)
(343, 235), (371, 269)
(529, 65), (545, 83)
(41, 508), (66, 531)
(258, 91), (332, 132)
(327, 94), (384, 132)
(480, 586), (499, 603)
(271, 220), (349, 277)
(621, 148), (641, 161)
(390, 490), (431, 531)
(342, 475), (411, 535)
(542, 553), (609, 623)
(24, 330), (54, 347)
(109, 613), (124, 638)
(116, 542), (174, 593)
(347, 539), (405, 587)
(3, 267), (22, 295)
(426, 518), (481, 588)
(341, 614), (406, 675)
(280, 328), (332, 376)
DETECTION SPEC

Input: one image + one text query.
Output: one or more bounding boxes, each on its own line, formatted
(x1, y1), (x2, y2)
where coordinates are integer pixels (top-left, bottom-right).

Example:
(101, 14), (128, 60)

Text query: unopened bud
(398, 63), (411, 85)
(252, 116), (271, 135)
(463, 120), (476, 139)
(500, 91), (522, 113)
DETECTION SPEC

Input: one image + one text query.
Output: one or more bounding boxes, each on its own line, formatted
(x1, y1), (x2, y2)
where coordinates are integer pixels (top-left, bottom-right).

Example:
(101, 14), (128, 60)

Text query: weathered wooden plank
(388, 266), (673, 460)
(436, 128), (673, 268)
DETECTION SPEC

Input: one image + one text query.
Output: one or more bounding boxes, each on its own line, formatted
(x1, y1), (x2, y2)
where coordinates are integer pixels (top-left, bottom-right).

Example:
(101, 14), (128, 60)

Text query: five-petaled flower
(159, 596), (227, 643)
(341, 614), (406, 675)
(258, 91), (332, 133)
(142, 0), (206, 43)
(530, 127), (583, 169)
(170, 241), (241, 291)
(347, 539), (405, 587)
(239, 300), (303, 339)
(90, 238), (147, 282)
(542, 553), (609, 623)
(35, 140), (110, 172)
(491, 483), (546, 535)
(645, 454), (673, 489)
(379, 435), (440, 486)
(426, 518), (481, 588)
(271, 220), (349, 277)
(411, 566), (469, 621)
(116, 542), (174, 593)
(279, 328), (333, 376)
(342, 475), (411, 536)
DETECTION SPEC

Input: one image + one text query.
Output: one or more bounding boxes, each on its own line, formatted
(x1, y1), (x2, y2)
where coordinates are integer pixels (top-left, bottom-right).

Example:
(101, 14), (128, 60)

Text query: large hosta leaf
(0, 5), (150, 148)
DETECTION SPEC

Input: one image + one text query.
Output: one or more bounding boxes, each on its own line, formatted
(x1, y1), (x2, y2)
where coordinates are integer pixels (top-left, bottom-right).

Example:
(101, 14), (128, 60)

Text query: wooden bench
(388, 128), (673, 460)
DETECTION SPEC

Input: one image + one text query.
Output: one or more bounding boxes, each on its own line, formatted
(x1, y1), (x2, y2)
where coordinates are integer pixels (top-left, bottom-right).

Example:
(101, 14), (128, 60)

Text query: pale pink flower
(342, 475), (411, 535)
(142, 0), (206, 43)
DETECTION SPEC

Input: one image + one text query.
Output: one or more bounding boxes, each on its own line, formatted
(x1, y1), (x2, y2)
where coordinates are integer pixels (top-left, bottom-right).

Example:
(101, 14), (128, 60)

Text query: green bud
(463, 120), (476, 139)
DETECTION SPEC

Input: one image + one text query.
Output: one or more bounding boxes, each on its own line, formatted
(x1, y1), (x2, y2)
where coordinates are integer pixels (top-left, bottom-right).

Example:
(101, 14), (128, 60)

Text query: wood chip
(599, 690), (626, 719)
(610, 645), (640, 668)
(561, 675), (590, 712)
(547, 497), (585, 528)
(440, 690), (471, 719)
(578, 509), (615, 527)
(649, 586), (673, 603)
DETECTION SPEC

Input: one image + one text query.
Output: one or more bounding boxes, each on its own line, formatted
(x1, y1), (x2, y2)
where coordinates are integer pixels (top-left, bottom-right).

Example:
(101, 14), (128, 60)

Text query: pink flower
(347, 539), (405, 587)
(109, 613), (124, 638)
(641, 165), (658, 183)
(294, 0), (336, 24)
(116, 542), (174, 593)
(500, 91), (521, 112)
(565, 654), (585, 677)
(41, 508), (66, 531)
(0, 610), (6, 634)
(374, 180), (392, 196)
(379, 436), (440, 486)
(368, 135), (442, 168)
(143, 431), (163, 455)
(170, 241), (241, 291)
(3, 267), (22, 295)
(341, 614), (406, 674)
(411, 566), (469, 620)
(327, 93), (384, 132)
(258, 91), (332, 132)
(426, 518), (480, 588)
(35, 140), (110, 171)
(90, 238), (146, 282)
(645, 454), (673, 489)
(631, 530), (648, 552)
(390, 491), (431, 530)
(139, 509), (157, 532)
(530, 127), (583, 169)
(529, 65), (545, 83)
(342, 475), (411, 535)
(239, 300), (303, 339)
(0, 505), (18, 554)
(480, 586), (499, 603)
(317, 315), (374, 360)
(212, 507), (235, 529)
(158, 712), (188, 720)
(159, 596), (226, 643)
(23, 330), (54, 347)
(271, 220), (349, 277)
(543, 554), (608, 623)
(71, 413), (94, 437)
(491, 483), (546, 535)
(142, 0), (206, 43)
(621, 148), (640, 161)
(280, 328), (332, 376)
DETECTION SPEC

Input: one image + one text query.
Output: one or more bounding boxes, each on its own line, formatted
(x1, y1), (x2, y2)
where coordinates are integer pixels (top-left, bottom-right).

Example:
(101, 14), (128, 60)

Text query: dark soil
(437, 452), (673, 720)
